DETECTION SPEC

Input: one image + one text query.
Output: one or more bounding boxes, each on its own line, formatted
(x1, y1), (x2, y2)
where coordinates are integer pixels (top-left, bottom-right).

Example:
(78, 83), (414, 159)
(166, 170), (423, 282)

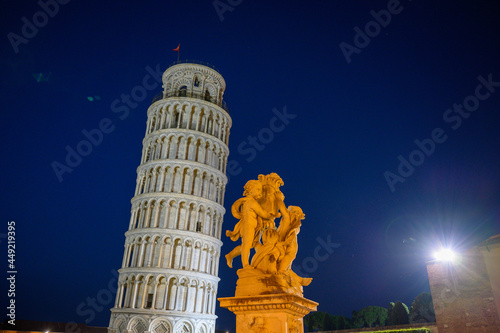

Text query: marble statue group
(224, 173), (312, 297)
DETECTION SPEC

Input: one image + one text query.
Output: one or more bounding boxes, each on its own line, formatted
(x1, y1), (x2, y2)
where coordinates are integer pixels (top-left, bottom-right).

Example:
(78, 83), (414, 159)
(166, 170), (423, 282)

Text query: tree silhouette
(409, 292), (436, 323)
(307, 317), (313, 332)
(338, 316), (345, 330)
(392, 301), (410, 325)
(387, 302), (395, 326)
(322, 313), (335, 330)
(352, 306), (388, 327)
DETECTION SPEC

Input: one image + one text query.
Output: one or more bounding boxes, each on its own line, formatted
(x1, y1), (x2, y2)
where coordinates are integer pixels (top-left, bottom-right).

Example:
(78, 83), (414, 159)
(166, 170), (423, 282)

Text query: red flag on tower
(173, 44), (180, 62)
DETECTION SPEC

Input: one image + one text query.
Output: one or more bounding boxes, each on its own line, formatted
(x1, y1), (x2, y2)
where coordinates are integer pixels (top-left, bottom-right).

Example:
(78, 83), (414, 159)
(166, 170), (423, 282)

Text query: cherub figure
(225, 180), (274, 268)
(277, 205), (304, 273)
(251, 228), (286, 274)
(276, 203), (312, 286)
(257, 173), (284, 229)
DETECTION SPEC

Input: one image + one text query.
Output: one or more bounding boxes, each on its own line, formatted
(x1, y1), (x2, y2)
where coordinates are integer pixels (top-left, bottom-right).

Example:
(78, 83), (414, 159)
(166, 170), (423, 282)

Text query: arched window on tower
(194, 76), (200, 87)
(128, 247), (135, 267)
(146, 293), (154, 308)
(179, 85), (187, 97)
(173, 111), (180, 128)
(204, 89), (211, 102)
(120, 284), (128, 308)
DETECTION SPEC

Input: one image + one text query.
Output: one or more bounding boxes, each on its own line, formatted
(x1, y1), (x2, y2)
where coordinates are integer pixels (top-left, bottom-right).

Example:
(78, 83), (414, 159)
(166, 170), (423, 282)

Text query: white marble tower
(109, 61), (231, 333)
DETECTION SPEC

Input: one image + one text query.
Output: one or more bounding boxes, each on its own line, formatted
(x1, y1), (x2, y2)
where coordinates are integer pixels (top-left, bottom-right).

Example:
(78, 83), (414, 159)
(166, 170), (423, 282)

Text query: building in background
(108, 61), (232, 333)
(427, 234), (500, 333)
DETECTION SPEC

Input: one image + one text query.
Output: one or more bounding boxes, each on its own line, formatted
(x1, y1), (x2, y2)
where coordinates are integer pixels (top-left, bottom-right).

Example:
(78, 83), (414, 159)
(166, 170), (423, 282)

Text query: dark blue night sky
(1, 0), (499, 331)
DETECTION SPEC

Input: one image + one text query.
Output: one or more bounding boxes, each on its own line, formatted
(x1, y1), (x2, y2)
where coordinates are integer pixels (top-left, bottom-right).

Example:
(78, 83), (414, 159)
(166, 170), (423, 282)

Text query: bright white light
(434, 249), (457, 262)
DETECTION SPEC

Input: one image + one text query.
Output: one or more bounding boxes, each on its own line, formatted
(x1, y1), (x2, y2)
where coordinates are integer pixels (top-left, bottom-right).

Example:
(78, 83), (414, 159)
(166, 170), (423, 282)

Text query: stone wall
(318, 322), (437, 332)
(426, 238), (500, 333)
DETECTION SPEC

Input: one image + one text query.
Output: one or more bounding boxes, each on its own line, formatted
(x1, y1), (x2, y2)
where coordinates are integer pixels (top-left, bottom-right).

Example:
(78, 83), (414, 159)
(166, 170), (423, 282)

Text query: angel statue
(225, 179), (275, 268)
(225, 173), (312, 297)
(252, 204), (312, 287)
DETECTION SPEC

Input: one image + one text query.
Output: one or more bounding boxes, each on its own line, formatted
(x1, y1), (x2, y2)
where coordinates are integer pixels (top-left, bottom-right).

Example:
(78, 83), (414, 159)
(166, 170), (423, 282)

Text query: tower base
(218, 294), (318, 333)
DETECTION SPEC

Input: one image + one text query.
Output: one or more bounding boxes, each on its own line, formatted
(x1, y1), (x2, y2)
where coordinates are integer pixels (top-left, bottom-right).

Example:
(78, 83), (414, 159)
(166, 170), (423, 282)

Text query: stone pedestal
(219, 294), (318, 333)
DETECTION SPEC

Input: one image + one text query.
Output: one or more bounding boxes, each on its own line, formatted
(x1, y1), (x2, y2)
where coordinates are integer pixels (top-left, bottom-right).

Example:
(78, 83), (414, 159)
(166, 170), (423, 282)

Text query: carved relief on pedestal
(248, 317), (274, 333)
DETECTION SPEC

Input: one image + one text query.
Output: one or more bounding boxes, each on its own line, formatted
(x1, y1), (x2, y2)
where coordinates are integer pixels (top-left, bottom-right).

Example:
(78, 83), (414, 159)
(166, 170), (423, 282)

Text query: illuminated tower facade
(109, 61), (231, 333)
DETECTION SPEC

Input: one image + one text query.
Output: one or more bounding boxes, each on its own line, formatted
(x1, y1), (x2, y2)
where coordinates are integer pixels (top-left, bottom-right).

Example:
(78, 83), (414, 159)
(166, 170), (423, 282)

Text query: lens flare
(433, 248), (457, 262)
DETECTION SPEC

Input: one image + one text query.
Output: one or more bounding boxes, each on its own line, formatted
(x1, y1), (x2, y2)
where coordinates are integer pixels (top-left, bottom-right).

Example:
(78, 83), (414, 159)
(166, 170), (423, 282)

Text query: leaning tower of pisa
(109, 61), (231, 333)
